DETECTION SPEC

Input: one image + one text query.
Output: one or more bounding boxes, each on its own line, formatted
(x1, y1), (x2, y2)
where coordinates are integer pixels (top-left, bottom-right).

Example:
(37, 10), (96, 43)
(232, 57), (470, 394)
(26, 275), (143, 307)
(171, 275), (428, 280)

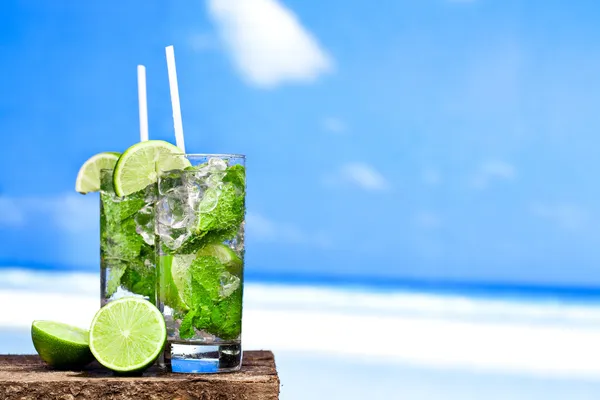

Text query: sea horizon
(2, 263), (600, 304)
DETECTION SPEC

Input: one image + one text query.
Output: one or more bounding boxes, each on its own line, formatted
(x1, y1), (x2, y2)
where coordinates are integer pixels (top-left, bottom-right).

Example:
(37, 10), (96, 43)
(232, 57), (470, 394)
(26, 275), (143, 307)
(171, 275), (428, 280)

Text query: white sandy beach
(1, 269), (600, 399)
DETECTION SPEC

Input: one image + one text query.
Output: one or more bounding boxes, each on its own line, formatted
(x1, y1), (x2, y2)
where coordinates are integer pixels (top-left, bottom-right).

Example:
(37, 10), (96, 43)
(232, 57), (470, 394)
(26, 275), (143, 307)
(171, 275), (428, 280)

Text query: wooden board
(0, 351), (279, 400)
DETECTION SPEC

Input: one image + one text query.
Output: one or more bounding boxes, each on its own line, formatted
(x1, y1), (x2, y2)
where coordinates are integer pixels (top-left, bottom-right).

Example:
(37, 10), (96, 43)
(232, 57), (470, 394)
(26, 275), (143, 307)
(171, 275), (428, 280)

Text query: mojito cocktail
(95, 142), (191, 306)
(100, 169), (157, 305)
(156, 155), (245, 373)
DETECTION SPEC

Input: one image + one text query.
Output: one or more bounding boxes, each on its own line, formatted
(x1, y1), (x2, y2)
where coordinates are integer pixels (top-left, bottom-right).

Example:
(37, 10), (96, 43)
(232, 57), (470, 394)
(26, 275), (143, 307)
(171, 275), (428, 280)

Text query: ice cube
(205, 172), (225, 188)
(219, 272), (240, 298)
(155, 180), (203, 250)
(156, 187), (195, 229)
(198, 187), (221, 213)
(158, 171), (184, 195)
(192, 165), (211, 179)
(144, 183), (158, 204)
(156, 224), (191, 250)
(134, 204), (155, 246)
(208, 157), (227, 171)
(226, 221), (245, 256)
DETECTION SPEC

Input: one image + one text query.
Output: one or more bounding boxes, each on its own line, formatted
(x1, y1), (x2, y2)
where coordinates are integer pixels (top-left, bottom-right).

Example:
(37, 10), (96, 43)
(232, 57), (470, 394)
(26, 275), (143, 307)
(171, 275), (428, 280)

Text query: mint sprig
(177, 255), (242, 340)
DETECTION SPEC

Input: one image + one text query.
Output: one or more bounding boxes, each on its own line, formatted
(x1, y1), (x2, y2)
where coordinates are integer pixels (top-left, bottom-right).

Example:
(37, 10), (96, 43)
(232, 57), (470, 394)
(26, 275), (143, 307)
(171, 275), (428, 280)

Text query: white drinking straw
(165, 45), (186, 153)
(137, 65), (149, 142)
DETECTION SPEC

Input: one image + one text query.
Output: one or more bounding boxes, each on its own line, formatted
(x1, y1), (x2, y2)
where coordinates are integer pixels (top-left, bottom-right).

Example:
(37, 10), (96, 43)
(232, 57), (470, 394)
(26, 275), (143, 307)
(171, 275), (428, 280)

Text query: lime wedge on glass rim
(89, 297), (166, 373)
(75, 152), (121, 194)
(31, 320), (94, 369)
(113, 140), (191, 197)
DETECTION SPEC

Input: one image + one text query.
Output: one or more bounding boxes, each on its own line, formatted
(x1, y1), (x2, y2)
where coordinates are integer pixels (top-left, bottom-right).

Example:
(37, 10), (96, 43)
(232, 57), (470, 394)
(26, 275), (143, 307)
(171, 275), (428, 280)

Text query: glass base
(160, 341), (242, 373)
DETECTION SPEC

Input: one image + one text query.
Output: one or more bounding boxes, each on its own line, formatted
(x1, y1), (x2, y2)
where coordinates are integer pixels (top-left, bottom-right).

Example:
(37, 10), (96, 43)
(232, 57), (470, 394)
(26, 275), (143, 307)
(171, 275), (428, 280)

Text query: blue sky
(2, 0), (600, 286)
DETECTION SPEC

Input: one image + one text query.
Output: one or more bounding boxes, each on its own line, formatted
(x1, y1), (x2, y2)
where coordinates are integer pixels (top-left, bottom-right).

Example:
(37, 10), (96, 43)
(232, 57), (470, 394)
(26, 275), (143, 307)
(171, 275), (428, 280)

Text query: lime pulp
(75, 152), (121, 194)
(112, 140), (191, 197)
(88, 297), (166, 373)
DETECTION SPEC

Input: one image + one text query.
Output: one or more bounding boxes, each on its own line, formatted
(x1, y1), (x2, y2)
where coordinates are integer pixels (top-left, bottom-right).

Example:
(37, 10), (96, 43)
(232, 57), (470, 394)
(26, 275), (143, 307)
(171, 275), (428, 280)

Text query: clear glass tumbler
(100, 169), (157, 306)
(156, 155), (246, 373)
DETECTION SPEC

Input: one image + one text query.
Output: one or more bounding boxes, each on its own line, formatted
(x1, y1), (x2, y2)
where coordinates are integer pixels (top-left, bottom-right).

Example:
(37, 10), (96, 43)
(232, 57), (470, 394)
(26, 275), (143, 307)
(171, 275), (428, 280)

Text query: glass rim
(180, 153), (246, 159)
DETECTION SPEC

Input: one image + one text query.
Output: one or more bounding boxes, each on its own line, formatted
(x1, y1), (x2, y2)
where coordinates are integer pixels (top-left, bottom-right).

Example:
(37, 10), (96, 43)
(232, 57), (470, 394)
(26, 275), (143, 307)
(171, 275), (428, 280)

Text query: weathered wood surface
(0, 351), (279, 400)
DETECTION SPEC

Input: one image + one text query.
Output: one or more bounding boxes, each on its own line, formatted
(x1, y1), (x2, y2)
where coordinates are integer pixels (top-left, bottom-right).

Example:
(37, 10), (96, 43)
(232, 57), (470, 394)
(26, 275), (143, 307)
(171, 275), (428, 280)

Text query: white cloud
(207, 0), (333, 87)
(471, 160), (516, 189)
(322, 117), (346, 134)
(1, 268), (98, 295)
(333, 162), (389, 191)
(0, 194), (98, 267)
(0, 193), (97, 232)
(532, 203), (589, 231)
(246, 212), (331, 247)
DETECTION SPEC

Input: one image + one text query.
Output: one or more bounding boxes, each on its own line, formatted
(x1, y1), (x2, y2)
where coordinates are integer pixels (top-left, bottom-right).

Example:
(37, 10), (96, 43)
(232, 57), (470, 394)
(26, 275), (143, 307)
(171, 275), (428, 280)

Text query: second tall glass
(100, 169), (157, 306)
(156, 155), (246, 373)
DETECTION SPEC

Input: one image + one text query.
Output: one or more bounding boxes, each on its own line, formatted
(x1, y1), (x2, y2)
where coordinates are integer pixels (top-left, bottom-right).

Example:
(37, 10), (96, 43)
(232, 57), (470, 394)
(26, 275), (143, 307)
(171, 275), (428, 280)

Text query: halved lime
(113, 140), (191, 197)
(31, 320), (94, 369)
(170, 244), (243, 308)
(75, 152), (121, 194)
(89, 297), (166, 373)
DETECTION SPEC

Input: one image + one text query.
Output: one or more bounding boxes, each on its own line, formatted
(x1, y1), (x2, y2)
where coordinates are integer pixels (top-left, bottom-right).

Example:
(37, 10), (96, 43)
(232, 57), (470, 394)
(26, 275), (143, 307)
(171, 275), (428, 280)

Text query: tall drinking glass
(100, 169), (157, 306)
(156, 155), (246, 373)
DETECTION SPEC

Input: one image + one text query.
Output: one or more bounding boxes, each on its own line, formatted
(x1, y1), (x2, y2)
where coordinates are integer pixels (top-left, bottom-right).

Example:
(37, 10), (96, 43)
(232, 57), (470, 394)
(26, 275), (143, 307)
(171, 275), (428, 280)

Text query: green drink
(100, 170), (156, 304)
(77, 142), (245, 373)
(96, 141), (192, 305)
(156, 155), (246, 373)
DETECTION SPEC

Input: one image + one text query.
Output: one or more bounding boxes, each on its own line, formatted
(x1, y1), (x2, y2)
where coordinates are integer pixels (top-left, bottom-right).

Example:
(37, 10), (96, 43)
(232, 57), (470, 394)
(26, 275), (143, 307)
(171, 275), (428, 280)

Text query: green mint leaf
(197, 183), (245, 237)
(197, 164), (245, 235)
(102, 217), (144, 260)
(175, 228), (240, 255)
(210, 288), (243, 340)
(101, 191), (146, 223)
(223, 164), (245, 192)
(172, 231), (208, 255)
(100, 184), (155, 300)
(190, 256), (226, 300)
(179, 310), (197, 339)
(169, 164), (245, 255)
(187, 255), (243, 340)
(120, 261), (155, 302)
(105, 262), (127, 297)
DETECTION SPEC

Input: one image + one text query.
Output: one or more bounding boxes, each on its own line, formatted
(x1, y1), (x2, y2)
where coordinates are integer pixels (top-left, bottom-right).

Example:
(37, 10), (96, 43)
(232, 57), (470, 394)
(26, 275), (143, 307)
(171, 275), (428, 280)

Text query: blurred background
(2, 0), (600, 398)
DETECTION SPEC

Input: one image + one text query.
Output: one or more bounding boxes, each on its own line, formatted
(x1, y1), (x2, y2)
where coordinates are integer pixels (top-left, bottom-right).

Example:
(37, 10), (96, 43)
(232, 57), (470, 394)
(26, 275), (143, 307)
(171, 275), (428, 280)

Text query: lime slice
(170, 244), (243, 308)
(31, 320), (94, 369)
(89, 297), (166, 372)
(198, 243), (243, 277)
(113, 140), (191, 197)
(170, 254), (196, 309)
(75, 152), (121, 194)
(158, 255), (187, 311)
